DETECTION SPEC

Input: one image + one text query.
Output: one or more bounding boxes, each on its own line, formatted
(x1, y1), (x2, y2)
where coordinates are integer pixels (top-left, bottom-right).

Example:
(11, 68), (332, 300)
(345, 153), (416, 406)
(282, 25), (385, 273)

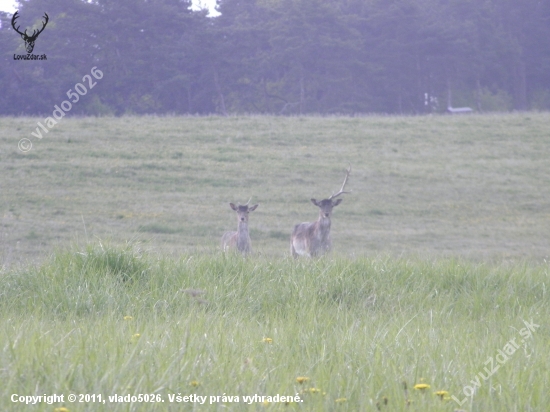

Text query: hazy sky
(0, 0), (219, 15)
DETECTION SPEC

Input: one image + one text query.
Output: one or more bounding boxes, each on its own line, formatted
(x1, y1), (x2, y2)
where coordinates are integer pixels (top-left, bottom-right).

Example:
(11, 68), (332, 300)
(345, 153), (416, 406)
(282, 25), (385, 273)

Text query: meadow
(0, 114), (549, 411)
(1, 114), (550, 263)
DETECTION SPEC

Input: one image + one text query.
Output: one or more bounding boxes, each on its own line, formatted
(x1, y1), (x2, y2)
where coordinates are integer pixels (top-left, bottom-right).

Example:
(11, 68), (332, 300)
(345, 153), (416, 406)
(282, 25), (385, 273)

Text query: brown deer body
(290, 166), (351, 258)
(222, 202), (258, 254)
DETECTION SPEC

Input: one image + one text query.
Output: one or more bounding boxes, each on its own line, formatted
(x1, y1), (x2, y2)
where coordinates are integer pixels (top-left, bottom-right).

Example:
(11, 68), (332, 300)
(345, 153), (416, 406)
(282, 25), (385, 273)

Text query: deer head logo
(11, 11), (49, 54)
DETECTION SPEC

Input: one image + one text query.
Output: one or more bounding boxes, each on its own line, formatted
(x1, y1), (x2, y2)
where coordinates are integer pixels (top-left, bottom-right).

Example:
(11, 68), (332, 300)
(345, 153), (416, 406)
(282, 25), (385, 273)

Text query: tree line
(1, 0), (549, 116)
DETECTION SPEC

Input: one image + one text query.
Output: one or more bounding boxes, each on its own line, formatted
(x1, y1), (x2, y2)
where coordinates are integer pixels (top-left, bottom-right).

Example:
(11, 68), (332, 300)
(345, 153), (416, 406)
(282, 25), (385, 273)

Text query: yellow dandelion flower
(124, 315), (133, 320)
(190, 380), (200, 387)
(296, 376), (309, 384)
(335, 397), (347, 403)
(434, 390), (449, 398)
(132, 333), (141, 338)
(414, 383), (430, 390)
(262, 337), (273, 343)
(302, 387), (320, 394)
(54, 408), (69, 412)
(262, 400), (270, 406)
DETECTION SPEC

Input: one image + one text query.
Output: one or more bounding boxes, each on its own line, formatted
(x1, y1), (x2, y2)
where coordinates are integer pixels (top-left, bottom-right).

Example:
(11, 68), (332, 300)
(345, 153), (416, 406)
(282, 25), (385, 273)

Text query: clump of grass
(0, 242), (151, 317)
(71, 241), (151, 282)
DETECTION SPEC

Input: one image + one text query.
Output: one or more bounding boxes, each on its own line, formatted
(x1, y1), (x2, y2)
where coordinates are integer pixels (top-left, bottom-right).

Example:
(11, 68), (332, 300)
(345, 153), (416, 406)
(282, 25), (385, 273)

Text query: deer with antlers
(290, 165), (351, 258)
(221, 201), (259, 255)
(11, 11), (49, 54)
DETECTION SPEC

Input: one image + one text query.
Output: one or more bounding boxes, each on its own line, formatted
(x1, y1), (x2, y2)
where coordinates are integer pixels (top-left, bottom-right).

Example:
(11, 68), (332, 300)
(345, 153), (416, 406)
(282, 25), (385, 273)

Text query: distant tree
(0, 0), (101, 114)
(89, 0), (204, 114)
(1, 0), (550, 115)
(0, 0), (212, 115)
(215, 0), (365, 113)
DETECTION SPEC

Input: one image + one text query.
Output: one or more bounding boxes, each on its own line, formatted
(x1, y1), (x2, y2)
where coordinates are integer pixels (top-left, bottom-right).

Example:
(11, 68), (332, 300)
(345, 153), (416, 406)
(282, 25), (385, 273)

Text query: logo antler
(11, 11), (49, 54)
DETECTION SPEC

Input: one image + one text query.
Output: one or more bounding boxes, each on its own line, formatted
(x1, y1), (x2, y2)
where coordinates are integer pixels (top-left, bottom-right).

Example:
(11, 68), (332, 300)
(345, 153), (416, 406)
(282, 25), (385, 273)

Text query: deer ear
(333, 198), (343, 207)
(249, 204), (259, 212)
(229, 203), (237, 210)
(310, 199), (319, 206)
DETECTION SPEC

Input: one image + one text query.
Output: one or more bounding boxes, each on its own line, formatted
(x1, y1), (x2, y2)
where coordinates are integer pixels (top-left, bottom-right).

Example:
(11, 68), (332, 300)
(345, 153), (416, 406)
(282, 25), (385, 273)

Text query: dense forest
(1, 0), (549, 115)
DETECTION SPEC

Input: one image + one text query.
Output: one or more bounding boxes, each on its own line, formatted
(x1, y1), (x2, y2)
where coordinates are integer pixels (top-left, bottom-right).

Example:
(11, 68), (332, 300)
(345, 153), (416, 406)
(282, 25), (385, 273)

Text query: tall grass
(1, 243), (547, 411)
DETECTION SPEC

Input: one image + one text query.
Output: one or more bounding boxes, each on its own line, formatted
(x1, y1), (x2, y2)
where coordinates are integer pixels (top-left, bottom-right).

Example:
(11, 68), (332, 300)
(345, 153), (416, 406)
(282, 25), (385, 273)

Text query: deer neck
(237, 221), (250, 239)
(315, 214), (331, 239)
(236, 221), (251, 251)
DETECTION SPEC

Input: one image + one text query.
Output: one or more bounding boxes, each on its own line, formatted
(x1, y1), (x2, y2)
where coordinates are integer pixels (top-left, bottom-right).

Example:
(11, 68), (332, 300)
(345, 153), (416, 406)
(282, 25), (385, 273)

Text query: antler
(29, 13), (49, 40)
(11, 11), (49, 39)
(238, 198), (252, 206)
(11, 11), (25, 36)
(328, 164), (352, 200)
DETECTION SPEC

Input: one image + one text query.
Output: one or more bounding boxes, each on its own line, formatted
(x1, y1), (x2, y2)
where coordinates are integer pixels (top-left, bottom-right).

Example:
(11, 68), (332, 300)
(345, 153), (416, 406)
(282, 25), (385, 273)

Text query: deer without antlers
(290, 165), (351, 258)
(221, 201), (259, 255)
(11, 11), (49, 54)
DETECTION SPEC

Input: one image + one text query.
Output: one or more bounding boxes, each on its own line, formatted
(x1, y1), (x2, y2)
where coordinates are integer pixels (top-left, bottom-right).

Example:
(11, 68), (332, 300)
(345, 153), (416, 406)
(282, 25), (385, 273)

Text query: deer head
(11, 11), (49, 54)
(310, 198), (343, 219)
(310, 164), (351, 219)
(230, 201), (259, 224)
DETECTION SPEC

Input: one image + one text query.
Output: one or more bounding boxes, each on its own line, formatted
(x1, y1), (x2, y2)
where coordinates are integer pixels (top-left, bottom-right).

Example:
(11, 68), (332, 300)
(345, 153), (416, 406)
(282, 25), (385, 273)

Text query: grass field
(1, 113), (549, 265)
(0, 114), (549, 411)
(0, 245), (548, 411)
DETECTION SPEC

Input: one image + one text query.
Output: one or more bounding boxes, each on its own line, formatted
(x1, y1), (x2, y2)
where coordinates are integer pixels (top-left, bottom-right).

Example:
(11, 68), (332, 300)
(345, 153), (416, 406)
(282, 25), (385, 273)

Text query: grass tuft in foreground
(0, 243), (548, 410)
